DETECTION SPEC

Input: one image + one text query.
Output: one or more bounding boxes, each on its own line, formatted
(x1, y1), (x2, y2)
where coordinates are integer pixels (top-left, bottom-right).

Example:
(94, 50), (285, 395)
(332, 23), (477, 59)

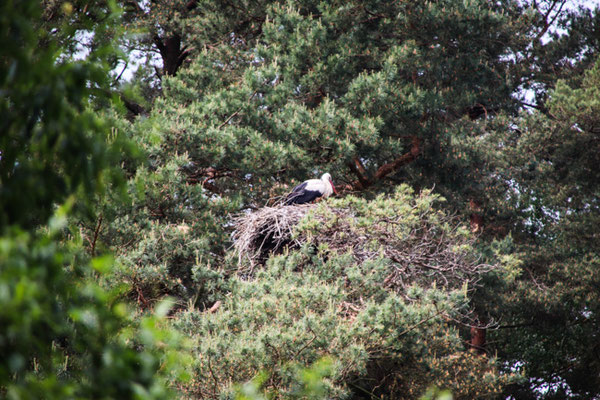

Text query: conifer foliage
(8, 0), (600, 399)
(95, 0), (600, 398)
(176, 188), (513, 398)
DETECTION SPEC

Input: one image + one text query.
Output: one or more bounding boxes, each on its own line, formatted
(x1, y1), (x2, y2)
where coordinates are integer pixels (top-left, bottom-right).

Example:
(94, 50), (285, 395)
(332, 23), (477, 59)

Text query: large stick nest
(232, 204), (315, 268)
(232, 201), (494, 293)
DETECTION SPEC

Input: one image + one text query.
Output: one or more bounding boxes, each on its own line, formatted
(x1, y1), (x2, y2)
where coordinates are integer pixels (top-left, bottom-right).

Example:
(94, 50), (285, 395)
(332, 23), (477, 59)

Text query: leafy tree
(0, 1), (184, 398)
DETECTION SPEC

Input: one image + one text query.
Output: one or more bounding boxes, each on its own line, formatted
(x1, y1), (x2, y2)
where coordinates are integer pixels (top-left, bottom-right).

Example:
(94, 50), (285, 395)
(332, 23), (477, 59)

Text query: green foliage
(420, 387), (453, 400)
(0, 1), (183, 398)
(234, 358), (334, 400)
(175, 260), (509, 399)
(454, 55), (600, 397)
(95, 116), (236, 305)
(39, 1), (124, 62)
(0, 0), (127, 229)
(37, 0), (599, 398)
(129, 0), (526, 206)
(99, 0), (533, 312)
(0, 224), (185, 399)
(172, 190), (514, 399)
(294, 186), (491, 294)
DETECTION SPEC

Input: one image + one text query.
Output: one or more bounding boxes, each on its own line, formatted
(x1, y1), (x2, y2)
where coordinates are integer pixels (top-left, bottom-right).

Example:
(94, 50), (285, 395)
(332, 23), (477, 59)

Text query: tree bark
(146, 0), (199, 77)
(469, 199), (484, 233)
(468, 201), (487, 353)
(154, 34), (192, 77)
(470, 324), (487, 354)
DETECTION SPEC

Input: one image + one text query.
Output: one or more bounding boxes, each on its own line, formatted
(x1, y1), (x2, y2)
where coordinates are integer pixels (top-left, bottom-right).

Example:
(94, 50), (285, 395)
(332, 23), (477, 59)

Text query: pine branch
(125, 0), (144, 14)
(350, 136), (421, 190)
(347, 157), (370, 189)
(218, 90), (258, 129)
(119, 93), (147, 117)
(534, 0), (567, 42)
(374, 136), (421, 180)
(177, 46), (194, 68)
(496, 322), (536, 329)
(185, 0), (198, 11)
(90, 214), (103, 256)
(153, 34), (166, 54)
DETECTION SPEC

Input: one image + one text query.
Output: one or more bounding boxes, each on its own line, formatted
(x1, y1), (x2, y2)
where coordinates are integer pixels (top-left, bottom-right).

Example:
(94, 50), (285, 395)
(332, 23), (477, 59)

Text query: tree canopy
(2, 0), (599, 398)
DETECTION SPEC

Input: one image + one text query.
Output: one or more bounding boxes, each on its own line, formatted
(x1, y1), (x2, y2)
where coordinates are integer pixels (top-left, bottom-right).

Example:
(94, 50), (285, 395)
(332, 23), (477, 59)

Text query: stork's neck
(321, 177), (333, 197)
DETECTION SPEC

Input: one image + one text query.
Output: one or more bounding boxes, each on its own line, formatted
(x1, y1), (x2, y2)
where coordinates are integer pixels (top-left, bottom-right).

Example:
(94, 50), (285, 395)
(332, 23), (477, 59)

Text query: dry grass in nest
(232, 204), (316, 271)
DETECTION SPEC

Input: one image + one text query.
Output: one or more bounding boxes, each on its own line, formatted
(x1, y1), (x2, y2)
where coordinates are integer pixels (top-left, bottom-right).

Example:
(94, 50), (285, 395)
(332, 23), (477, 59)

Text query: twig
(91, 214), (103, 256)
(218, 90), (258, 129)
(293, 327), (318, 360)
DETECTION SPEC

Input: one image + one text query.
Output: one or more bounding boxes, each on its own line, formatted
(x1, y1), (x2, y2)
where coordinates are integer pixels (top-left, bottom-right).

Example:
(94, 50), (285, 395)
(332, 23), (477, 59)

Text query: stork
(285, 173), (337, 205)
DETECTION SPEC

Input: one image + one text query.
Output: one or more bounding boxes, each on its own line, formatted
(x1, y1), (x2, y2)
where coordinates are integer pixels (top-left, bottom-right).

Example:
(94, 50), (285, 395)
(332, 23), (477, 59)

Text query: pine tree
(459, 57), (600, 398)
(96, 0), (518, 396)
(90, 0), (600, 398)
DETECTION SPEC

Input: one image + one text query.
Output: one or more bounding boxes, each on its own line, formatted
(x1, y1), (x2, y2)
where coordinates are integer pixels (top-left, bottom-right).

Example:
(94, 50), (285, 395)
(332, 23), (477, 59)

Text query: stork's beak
(331, 179), (337, 195)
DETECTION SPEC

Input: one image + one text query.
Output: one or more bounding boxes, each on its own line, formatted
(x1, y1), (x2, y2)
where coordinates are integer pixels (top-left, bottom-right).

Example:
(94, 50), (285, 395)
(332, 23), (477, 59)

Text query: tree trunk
(154, 34), (192, 77)
(469, 199), (483, 233)
(469, 201), (487, 353)
(152, 1), (198, 77)
(470, 325), (487, 354)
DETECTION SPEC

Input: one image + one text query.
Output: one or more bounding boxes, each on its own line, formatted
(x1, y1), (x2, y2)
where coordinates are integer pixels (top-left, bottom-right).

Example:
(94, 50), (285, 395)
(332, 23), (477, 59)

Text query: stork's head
(321, 173), (337, 195)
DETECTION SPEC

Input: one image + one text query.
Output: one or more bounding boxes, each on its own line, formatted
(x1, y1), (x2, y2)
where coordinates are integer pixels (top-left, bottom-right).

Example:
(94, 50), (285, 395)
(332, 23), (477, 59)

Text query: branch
(496, 322), (536, 329)
(185, 166), (237, 194)
(114, 60), (129, 83)
(125, 0), (144, 14)
(186, 0), (198, 11)
(293, 327), (317, 360)
(397, 308), (446, 338)
(154, 64), (162, 80)
(349, 136), (421, 191)
(218, 90), (258, 129)
(374, 136), (421, 181)
(153, 34), (166, 55)
(519, 100), (543, 110)
(347, 157), (370, 189)
(206, 300), (222, 313)
(90, 214), (103, 256)
(119, 93), (147, 117)
(218, 108), (242, 129)
(95, 88), (147, 117)
(356, 4), (388, 25)
(177, 47), (194, 69)
(534, 0), (567, 42)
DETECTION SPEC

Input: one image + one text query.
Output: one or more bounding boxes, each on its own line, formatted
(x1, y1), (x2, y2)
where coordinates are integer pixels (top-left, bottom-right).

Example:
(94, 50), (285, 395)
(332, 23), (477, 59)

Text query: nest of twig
(233, 200), (494, 293)
(232, 204), (316, 270)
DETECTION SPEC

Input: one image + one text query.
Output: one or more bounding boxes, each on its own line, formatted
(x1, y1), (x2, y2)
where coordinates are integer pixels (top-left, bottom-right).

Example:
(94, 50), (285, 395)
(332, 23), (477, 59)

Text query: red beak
(330, 179), (337, 195)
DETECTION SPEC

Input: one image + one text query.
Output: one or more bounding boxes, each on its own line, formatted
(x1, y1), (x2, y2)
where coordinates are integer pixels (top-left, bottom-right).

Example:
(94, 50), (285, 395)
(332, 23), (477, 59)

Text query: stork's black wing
(284, 182), (322, 205)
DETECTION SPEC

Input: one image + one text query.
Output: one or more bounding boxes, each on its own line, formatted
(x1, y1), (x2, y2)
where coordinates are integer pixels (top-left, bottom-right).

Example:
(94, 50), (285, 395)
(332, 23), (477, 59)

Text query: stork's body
(285, 173), (337, 205)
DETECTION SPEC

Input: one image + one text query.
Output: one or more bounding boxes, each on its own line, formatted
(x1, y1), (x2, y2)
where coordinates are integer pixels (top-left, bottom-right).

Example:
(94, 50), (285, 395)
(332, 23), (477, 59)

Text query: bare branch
(350, 136), (421, 190)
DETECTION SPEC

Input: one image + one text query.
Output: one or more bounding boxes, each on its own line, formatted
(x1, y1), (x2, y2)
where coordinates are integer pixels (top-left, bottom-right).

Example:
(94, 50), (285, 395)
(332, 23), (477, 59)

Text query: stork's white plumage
(285, 173), (337, 205)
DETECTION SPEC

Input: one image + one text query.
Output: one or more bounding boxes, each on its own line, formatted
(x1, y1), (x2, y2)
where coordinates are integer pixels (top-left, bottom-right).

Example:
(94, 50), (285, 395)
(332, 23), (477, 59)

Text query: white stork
(285, 173), (337, 205)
